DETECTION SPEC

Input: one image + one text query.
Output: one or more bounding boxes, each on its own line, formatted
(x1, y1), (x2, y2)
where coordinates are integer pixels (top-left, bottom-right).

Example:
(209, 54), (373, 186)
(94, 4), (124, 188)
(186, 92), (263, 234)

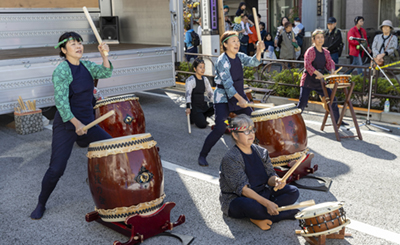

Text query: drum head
(94, 94), (139, 109)
(251, 103), (301, 122)
(295, 201), (345, 220)
(87, 133), (156, 158)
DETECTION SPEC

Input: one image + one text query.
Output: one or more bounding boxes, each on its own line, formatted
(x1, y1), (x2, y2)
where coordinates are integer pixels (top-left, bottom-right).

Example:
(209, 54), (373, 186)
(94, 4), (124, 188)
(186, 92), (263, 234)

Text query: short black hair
(280, 16), (289, 26)
(57, 32), (83, 58)
(184, 23), (191, 31)
(192, 58), (205, 71)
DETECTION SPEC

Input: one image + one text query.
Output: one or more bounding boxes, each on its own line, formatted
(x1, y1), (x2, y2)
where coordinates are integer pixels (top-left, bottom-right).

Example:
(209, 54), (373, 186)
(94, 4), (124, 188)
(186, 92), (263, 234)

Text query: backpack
(190, 31), (200, 47)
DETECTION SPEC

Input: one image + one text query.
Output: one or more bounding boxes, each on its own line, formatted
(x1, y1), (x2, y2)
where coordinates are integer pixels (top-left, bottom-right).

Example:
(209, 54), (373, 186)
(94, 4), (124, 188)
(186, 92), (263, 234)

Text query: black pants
(191, 107), (214, 129)
(200, 103), (252, 157)
(37, 117), (111, 206)
(297, 86), (340, 122)
(228, 185), (299, 222)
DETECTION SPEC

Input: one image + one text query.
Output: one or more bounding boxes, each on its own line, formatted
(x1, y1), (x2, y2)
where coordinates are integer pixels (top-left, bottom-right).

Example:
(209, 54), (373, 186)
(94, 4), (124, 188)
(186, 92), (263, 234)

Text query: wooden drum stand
(320, 80), (362, 141)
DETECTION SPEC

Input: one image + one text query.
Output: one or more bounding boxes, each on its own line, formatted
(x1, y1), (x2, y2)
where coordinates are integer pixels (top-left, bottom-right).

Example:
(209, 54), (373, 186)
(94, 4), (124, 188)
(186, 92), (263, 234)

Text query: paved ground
(1, 89), (399, 245)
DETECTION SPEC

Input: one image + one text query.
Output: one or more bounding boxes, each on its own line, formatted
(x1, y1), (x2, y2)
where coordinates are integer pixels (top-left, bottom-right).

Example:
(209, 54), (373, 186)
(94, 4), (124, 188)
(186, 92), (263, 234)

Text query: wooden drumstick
(334, 66), (343, 74)
(237, 102), (274, 109)
(187, 114), (191, 134)
(252, 7), (262, 42)
(274, 153), (307, 191)
(82, 110), (115, 131)
(82, 6), (109, 57)
(277, 200), (315, 212)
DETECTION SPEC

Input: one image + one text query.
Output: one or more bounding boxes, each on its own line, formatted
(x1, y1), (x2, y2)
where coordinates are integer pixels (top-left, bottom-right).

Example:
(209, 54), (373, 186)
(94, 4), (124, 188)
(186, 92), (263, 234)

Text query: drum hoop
(251, 105), (301, 122)
(271, 149), (309, 167)
(87, 134), (156, 158)
(95, 193), (166, 222)
(93, 94), (139, 109)
(295, 201), (345, 219)
(325, 75), (352, 79)
(299, 220), (351, 237)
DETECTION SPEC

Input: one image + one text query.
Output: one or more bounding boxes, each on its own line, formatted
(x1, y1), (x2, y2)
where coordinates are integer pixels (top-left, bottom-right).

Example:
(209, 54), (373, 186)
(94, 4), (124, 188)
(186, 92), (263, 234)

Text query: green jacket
(52, 60), (113, 122)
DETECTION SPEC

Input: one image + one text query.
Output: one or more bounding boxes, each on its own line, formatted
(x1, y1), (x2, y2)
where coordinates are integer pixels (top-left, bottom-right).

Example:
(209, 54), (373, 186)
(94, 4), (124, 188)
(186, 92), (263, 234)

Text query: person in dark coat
(324, 17), (343, 64)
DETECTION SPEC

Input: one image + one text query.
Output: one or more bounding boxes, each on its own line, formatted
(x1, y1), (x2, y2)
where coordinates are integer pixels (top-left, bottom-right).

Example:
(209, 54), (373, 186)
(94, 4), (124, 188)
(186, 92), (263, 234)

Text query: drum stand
(85, 202), (193, 245)
(349, 41), (394, 132)
(320, 80), (363, 141)
(295, 227), (351, 245)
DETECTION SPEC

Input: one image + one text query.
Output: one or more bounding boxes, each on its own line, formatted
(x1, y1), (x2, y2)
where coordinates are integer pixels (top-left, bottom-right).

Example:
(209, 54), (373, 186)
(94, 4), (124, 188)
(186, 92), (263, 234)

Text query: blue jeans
(347, 54), (363, 76)
(330, 52), (339, 64)
(185, 46), (198, 62)
(228, 185), (299, 222)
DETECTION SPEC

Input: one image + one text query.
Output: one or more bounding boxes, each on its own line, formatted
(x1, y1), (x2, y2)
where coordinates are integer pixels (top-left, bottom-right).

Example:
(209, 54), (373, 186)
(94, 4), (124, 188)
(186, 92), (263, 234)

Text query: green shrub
(176, 61), (192, 82)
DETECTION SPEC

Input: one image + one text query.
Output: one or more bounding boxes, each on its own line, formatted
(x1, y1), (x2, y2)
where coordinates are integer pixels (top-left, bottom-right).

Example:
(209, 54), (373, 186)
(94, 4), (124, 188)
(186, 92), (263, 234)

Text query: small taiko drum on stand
(85, 133), (188, 244)
(94, 94), (145, 138)
(295, 201), (351, 244)
(325, 75), (351, 89)
(251, 104), (317, 182)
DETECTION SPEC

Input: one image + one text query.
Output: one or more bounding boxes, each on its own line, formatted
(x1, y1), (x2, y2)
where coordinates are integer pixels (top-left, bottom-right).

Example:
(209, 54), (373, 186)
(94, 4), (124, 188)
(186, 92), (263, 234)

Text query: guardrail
(179, 52), (400, 110)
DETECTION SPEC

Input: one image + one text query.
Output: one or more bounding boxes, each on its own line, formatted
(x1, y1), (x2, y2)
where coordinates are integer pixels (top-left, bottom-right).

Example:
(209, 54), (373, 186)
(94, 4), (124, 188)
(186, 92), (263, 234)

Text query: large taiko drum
(251, 103), (308, 166)
(295, 201), (350, 237)
(87, 133), (165, 222)
(94, 94), (145, 138)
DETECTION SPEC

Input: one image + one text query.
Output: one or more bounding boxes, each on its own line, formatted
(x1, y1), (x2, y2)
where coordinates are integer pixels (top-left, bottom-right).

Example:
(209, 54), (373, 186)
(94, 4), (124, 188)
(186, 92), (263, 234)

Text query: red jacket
(248, 26), (258, 44)
(347, 26), (369, 57)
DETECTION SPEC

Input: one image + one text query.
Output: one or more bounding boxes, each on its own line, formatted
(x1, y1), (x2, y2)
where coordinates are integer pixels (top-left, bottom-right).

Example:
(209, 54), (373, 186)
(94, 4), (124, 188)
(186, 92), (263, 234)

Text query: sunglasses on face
(236, 128), (257, 135)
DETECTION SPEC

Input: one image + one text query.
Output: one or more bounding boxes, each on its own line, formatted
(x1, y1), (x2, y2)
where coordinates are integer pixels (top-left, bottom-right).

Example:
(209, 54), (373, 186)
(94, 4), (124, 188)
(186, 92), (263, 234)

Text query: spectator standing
(263, 32), (277, 60)
(293, 17), (305, 59)
(347, 16), (370, 75)
(233, 14), (253, 54)
(278, 22), (296, 61)
(225, 13), (232, 31)
(184, 23), (198, 62)
(324, 17), (343, 64)
(372, 20), (398, 66)
(260, 22), (267, 41)
(274, 16), (289, 50)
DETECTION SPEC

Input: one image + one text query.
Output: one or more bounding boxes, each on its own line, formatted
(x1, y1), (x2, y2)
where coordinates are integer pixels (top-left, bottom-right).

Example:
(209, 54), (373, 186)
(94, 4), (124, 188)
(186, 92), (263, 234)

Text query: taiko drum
(94, 94), (145, 137)
(87, 133), (165, 222)
(251, 103), (308, 166)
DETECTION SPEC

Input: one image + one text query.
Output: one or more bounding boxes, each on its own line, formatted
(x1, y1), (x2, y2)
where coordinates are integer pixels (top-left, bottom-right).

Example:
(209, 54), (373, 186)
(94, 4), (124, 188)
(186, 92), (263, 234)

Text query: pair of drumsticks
(15, 96), (37, 113)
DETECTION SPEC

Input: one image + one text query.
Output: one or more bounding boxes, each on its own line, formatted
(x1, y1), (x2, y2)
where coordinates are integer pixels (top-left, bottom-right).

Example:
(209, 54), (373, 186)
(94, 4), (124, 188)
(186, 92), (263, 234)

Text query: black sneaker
(341, 121), (349, 126)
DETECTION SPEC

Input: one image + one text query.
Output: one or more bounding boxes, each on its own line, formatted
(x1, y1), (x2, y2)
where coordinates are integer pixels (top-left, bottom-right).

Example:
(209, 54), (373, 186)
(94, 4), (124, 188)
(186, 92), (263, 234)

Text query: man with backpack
(184, 23), (199, 62)
(324, 17), (343, 64)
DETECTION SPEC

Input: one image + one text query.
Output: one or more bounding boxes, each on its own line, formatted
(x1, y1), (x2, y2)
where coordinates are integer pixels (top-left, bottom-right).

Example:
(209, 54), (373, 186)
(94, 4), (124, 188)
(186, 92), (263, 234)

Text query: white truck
(0, 0), (185, 115)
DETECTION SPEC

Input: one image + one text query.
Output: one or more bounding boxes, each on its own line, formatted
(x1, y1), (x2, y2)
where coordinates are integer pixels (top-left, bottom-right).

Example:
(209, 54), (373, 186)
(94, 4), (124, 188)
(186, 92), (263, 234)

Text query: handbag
(373, 35), (393, 67)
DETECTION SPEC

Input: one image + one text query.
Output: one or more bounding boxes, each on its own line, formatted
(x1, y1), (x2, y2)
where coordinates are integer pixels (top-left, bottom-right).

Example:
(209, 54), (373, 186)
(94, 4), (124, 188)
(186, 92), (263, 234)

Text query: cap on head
(327, 17), (337, 24)
(294, 17), (300, 22)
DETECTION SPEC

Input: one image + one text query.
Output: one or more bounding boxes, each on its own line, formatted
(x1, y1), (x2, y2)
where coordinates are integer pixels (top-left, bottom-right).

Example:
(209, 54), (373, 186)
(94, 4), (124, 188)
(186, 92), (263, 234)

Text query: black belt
(217, 84), (224, 89)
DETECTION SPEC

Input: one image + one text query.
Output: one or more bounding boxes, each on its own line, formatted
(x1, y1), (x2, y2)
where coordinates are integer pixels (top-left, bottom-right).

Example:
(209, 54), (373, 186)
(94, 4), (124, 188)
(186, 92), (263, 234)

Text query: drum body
(94, 94), (145, 137)
(251, 104), (308, 166)
(87, 133), (164, 222)
(295, 201), (350, 237)
(325, 75), (351, 88)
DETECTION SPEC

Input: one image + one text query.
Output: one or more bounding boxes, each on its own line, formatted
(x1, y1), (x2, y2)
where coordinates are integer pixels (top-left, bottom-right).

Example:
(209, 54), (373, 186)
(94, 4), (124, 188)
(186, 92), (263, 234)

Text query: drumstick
(82, 6), (109, 57)
(82, 110), (115, 131)
(33, 100), (36, 111)
(252, 8), (262, 42)
(187, 114), (191, 134)
(237, 102), (274, 109)
(277, 200), (315, 212)
(334, 66), (343, 74)
(18, 96), (26, 111)
(274, 153), (307, 191)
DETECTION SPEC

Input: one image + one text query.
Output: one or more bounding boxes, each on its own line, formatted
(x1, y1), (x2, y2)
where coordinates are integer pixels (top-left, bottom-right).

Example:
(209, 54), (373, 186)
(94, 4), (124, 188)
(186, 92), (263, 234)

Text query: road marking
(348, 220), (400, 244)
(162, 159), (400, 244)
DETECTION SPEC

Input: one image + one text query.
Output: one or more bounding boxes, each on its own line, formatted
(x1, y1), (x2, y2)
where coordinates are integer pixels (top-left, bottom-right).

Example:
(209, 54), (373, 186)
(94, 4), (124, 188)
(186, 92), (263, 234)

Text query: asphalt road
(1, 89), (399, 245)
